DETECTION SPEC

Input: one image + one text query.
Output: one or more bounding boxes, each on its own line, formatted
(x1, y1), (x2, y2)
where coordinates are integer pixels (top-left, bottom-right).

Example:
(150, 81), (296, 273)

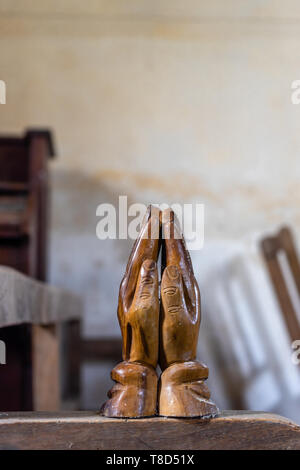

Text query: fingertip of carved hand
(142, 259), (156, 271)
(165, 265), (180, 280)
(162, 208), (174, 224)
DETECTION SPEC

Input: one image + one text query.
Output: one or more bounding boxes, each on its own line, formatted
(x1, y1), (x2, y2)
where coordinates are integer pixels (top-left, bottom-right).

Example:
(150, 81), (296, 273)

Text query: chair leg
(32, 324), (60, 411)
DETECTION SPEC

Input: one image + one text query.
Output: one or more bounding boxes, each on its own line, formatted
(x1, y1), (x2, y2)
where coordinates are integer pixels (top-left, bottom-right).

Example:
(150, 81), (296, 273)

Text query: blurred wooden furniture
(0, 266), (82, 411)
(261, 226), (300, 344)
(0, 129), (82, 411)
(0, 129), (54, 280)
(0, 411), (299, 450)
(80, 338), (121, 363)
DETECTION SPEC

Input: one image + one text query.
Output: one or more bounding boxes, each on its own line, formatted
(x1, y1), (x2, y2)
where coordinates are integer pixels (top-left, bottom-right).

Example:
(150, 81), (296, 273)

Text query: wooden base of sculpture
(159, 361), (219, 418)
(101, 362), (158, 418)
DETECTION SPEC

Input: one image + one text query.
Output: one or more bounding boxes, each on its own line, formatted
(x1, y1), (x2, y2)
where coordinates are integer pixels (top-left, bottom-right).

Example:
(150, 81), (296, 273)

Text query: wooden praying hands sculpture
(101, 206), (219, 418)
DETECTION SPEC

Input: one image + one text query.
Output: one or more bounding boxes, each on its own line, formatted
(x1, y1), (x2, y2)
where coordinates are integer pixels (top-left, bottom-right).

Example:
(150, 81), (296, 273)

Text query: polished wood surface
(101, 361), (158, 418)
(102, 206), (160, 417)
(0, 411), (299, 450)
(102, 206), (218, 418)
(160, 209), (200, 368)
(159, 361), (218, 418)
(159, 209), (218, 417)
(118, 206), (161, 367)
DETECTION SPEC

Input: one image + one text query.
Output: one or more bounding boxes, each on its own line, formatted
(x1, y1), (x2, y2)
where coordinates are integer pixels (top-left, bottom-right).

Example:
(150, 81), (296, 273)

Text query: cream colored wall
(1, 1), (300, 408)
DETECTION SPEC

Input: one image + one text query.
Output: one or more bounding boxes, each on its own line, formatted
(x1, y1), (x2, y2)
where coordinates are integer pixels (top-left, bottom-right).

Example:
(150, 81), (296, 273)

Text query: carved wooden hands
(159, 209), (218, 417)
(101, 206), (160, 418)
(101, 206), (218, 418)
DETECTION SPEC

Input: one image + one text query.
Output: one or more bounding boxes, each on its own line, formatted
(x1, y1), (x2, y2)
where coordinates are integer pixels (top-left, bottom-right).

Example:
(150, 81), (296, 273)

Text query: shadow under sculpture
(101, 206), (219, 418)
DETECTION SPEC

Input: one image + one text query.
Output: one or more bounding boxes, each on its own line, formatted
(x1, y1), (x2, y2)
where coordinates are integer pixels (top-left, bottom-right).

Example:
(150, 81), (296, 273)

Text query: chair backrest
(0, 129), (55, 281)
(201, 242), (300, 416)
(261, 226), (300, 344)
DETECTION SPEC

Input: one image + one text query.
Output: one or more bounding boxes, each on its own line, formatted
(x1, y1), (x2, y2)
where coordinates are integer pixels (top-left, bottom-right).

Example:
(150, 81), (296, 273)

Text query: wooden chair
(200, 244), (300, 420)
(261, 226), (300, 344)
(0, 129), (54, 280)
(0, 129), (82, 410)
(0, 266), (82, 411)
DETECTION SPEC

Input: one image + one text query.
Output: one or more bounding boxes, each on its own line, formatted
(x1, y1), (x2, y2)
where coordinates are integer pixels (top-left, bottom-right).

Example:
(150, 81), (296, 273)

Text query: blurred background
(0, 1), (300, 422)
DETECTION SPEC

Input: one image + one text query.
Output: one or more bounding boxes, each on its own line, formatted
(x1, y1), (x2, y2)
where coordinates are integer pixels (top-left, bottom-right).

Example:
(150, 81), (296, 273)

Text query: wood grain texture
(103, 207), (218, 418)
(0, 411), (299, 450)
(101, 362), (158, 418)
(0, 266), (82, 327)
(160, 209), (200, 370)
(118, 206), (161, 368)
(159, 361), (218, 418)
(158, 209), (218, 418)
(102, 206), (161, 418)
